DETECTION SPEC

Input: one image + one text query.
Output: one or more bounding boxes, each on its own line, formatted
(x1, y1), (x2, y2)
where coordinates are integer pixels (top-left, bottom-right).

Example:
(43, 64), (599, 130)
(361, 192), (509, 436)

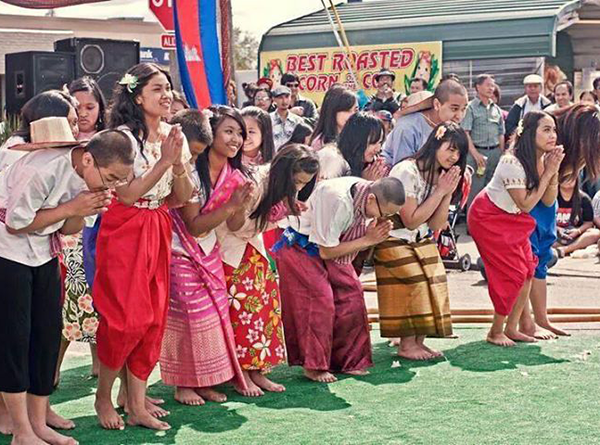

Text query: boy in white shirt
(0, 129), (133, 445)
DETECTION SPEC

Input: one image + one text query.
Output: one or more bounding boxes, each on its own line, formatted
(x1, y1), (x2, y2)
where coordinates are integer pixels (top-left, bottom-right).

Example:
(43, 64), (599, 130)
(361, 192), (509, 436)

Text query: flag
(174, 0), (231, 109)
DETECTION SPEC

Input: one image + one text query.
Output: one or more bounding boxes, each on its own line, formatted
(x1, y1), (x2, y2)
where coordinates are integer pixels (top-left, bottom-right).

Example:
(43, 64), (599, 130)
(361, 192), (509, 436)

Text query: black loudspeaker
(54, 38), (140, 101)
(5, 51), (75, 115)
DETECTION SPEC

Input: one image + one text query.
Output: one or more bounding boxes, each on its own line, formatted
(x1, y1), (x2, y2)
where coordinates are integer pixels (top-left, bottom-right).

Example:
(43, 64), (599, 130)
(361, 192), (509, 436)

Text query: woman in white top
(375, 122), (468, 361)
(318, 112), (388, 181)
(218, 144), (319, 396)
(468, 111), (564, 347)
(92, 63), (194, 432)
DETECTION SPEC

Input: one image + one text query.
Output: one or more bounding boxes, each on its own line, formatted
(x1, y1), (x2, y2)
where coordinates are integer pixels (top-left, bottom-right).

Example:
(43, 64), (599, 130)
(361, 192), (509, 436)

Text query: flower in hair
(202, 108), (214, 119)
(435, 125), (447, 140)
(119, 73), (139, 93)
(516, 119), (524, 137)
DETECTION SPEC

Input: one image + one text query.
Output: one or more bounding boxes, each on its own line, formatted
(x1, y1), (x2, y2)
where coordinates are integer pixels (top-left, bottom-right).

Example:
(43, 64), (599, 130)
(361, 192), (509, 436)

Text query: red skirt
(93, 201), (172, 380)
(224, 244), (286, 372)
(276, 244), (372, 373)
(467, 192), (537, 316)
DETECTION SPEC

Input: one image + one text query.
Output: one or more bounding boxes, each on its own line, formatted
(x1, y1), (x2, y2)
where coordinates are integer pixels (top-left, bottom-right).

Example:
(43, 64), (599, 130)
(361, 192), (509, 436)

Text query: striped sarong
(374, 237), (453, 338)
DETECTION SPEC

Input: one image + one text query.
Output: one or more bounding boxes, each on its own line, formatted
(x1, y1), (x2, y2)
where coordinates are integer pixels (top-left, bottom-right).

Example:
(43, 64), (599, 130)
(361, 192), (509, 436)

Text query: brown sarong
(374, 238), (452, 338)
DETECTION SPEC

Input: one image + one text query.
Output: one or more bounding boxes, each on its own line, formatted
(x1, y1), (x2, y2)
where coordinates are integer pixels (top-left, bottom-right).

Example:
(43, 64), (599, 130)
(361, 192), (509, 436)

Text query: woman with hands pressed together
(92, 63), (194, 432)
(375, 122), (468, 360)
(160, 107), (254, 406)
(468, 111), (564, 347)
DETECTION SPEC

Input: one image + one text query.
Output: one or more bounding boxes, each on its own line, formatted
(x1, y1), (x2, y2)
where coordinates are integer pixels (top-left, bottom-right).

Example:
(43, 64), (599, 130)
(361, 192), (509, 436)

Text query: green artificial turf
(2, 326), (599, 445)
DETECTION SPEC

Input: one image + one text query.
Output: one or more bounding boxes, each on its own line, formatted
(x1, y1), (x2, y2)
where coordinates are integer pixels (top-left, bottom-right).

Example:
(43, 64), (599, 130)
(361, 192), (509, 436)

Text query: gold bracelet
(173, 169), (188, 179)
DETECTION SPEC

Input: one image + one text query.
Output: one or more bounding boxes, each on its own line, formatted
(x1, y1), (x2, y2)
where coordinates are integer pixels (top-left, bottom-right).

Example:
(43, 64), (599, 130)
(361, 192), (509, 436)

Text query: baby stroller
(435, 166), (474, 271)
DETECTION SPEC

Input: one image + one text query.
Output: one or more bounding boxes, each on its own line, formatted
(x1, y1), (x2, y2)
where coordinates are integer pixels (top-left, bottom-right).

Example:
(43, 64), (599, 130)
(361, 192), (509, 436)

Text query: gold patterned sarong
(374, 238), (453, 338)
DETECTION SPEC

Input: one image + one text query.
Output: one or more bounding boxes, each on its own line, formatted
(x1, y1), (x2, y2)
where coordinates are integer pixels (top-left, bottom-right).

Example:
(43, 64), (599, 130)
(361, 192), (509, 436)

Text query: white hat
(523, 74), (543, 85)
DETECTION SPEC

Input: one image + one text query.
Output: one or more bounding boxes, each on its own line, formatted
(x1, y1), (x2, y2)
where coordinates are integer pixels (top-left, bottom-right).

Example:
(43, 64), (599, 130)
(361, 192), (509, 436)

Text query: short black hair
(170, 109), (213, 146)
(593, 77), (600, 90)
(474, 74), (494, 87)
(554, 80), (573, 96)
(434, 79), (467, 104)
(411, 77), (428, 89)
(86, 129), (135, 167)
(281, 73), (300, 85)
(371, 177), (405, 207)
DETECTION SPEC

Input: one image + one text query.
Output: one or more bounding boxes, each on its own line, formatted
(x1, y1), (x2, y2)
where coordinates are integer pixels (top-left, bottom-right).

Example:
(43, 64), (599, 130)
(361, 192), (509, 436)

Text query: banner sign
(259, 41), (442, 105)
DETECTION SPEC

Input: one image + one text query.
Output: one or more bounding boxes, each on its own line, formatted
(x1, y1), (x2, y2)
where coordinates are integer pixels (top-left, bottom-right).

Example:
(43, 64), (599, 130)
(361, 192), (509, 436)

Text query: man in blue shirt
(383, 80), (468, 167)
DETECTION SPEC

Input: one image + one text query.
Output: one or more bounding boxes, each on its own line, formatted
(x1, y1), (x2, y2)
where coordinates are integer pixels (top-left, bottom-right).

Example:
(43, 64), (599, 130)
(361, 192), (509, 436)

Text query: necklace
(422, 111), (438, 128)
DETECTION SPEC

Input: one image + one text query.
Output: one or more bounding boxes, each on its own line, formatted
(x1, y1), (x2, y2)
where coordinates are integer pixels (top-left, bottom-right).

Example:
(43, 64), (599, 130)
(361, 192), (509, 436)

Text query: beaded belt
(133, 198), (165, 210)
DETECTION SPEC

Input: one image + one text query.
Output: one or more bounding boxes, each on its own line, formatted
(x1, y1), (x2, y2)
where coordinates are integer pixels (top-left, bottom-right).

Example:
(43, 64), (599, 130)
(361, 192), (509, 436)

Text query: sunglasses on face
(285, 83), (299, 88)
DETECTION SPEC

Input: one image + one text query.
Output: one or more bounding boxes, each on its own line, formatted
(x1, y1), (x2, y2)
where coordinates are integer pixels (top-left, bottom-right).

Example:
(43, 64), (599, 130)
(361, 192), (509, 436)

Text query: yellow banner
(259, 41), (442, 105)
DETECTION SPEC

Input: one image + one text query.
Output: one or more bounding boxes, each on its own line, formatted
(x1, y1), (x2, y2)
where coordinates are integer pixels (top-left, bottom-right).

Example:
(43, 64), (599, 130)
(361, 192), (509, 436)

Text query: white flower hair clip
(516, 119), (525, 137)
(119, 73), (139, 93)
(202, 108), (214, 120)
(435, 125), (447, 140)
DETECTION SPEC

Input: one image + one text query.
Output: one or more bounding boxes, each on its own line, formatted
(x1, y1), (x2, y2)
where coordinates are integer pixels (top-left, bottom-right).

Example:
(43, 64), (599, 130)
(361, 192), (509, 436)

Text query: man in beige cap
(506, 73), (552, 136)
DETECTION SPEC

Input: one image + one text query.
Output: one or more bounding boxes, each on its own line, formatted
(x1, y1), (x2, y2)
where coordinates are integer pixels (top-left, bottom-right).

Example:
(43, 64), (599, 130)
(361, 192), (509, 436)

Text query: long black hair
(107, 62), (173, 151)
(13, 90), (76, 142)
(338, 112), (384, 177)
(284, 122), (313, 146)
(513, 110), (555, 191)
(68, 76), (107, 131)
(250, 144), (319, 231)
(195, 106), (249, 201)
(241, 106), (275, 163)
(413, 121), (469, 201)
(555, 104), (600, 182)
(310, 85), (357, 145)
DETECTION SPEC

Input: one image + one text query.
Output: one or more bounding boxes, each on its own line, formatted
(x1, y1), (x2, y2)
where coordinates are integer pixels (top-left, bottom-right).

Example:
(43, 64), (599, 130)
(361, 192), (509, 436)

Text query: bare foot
(11, 432), (48, 445)
(0, 408), (12, 435)
(530, 327), (557, 340)
(249, 371), (286, 392)
(46, 406), (75, 430)
(419, 344), (444, 358)
(388, 338), (400, 347)
(537, 322), (571, 337)
(303, 369), (337, 383)
(94, 398), (124, 430)
(195, 388), (227, 403)
(505, 329), (537, 343)
(118, 395), (168, 417)
(234, 372), (264, 397)
(398, 345), (434, 361)
(117, 391), (164, 409)
(127, 411), (170, 431)
(32, 423), (78, 445)
(343, 369), (370, 376)
(174, 387), (204, 406)
(486, 332), (516, 347)
(145, 400), (169, 419)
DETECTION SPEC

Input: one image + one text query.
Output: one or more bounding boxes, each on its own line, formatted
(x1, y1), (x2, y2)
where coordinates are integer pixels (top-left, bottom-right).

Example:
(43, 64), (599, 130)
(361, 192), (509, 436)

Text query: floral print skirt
(224, 243), (286, 372)
(60, 233), (99, 342)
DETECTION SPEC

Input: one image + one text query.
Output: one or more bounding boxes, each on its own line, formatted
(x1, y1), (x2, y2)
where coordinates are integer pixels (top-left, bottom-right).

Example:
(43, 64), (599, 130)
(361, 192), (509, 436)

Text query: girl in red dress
(93, 63), (194, 431)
